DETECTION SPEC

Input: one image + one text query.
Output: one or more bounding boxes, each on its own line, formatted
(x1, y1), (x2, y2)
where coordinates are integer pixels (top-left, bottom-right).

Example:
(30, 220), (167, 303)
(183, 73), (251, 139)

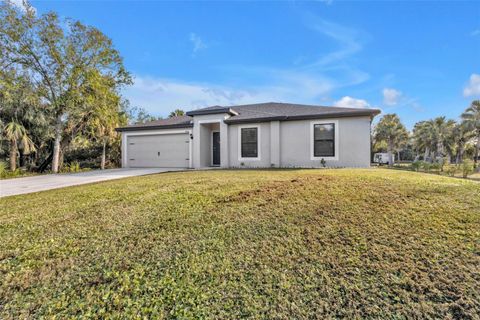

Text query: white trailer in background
(373, 153), (394, 165)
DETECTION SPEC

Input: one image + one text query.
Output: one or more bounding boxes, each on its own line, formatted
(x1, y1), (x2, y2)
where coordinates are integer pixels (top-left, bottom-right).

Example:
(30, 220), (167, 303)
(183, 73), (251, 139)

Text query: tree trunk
(9, 140), (17, 171)
(437, 140), (444, 158)
(51, 115), (63, 173)
(456, 146), (464, 164)
(387, 141), (394, 167)
(475, 133), (480, 171)
(101, 139), (107, 170)
(423, 147), (429, 161)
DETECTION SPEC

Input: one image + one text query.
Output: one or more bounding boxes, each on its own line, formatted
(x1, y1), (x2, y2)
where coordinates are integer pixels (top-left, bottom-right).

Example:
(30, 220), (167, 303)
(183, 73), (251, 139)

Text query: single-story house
(116, 102), (381, 168)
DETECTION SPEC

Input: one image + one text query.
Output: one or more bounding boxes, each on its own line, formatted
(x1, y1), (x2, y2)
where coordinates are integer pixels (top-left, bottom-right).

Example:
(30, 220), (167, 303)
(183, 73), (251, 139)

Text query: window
(313, 123), (335, 157)
(241, 127), (258, 158)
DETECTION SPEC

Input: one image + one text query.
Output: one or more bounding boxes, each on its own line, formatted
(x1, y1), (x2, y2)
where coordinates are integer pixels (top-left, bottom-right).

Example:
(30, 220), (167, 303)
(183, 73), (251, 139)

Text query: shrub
(61, 161), (81, 173)
(439, 157), (448, 172)
(461, 160), (474, 178)
(411, 161), (422, 172)
(0, 161), (6, 178)
(444, 164), (458, 177)
(422, 161), (432, 173)
(430, 162), (441, 174)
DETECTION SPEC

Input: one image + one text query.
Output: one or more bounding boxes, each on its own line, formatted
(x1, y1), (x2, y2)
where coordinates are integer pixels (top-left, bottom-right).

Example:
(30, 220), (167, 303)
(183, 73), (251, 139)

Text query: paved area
(0, 168), (184, 198)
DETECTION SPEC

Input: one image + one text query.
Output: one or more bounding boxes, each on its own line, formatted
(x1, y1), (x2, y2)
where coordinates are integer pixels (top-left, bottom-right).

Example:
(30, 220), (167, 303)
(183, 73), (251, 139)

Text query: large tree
(462, 100), (480, 167)
(374, 114), (409, 166)
(81, 71), (127, 169)
(0, 2), (131, 172)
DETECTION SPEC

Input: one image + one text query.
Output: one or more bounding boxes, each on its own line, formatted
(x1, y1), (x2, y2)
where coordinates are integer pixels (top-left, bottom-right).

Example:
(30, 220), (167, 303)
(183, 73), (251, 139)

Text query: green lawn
(1, 169), (479, 319)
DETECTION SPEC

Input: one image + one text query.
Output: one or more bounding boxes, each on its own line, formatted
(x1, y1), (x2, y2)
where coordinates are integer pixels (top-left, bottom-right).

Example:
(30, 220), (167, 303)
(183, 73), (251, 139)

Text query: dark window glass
(241, 128), (258, 158)
(314, 123), (335, 157)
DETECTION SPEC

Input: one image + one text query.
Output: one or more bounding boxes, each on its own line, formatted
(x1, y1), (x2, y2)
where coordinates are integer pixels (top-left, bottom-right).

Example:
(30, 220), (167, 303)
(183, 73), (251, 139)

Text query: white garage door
(127, 134), (190, 168)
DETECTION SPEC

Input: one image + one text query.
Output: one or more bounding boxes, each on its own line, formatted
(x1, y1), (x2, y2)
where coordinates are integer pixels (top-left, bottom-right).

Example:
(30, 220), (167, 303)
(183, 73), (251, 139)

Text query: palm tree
(462, 100), (480, 167)
(168, 109), (185, 118)
(430, 117), (456, 158)
(374, 114), (409, 166)
(413, 121), (434, 160)
(4, 121), (36, 171)
(449, 121), (475, 164)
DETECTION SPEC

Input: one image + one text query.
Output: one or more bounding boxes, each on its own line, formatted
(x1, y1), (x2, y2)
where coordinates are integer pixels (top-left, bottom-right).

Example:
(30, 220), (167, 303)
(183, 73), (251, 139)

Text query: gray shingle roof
(116, 102), (380, 131)
(225, 102), (380, 123)
(116, 115), (193, 131)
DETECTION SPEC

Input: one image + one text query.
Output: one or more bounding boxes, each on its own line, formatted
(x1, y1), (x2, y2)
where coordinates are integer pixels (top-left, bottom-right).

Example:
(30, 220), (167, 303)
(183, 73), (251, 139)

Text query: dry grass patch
(0, 169), (479, 319)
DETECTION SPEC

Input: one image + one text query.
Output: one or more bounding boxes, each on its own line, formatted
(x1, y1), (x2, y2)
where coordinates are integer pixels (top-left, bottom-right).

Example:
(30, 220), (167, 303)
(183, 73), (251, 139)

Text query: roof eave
(186, 107), (238, 116)
(115, 123), (193, 132)
(224, 110), (381, 124)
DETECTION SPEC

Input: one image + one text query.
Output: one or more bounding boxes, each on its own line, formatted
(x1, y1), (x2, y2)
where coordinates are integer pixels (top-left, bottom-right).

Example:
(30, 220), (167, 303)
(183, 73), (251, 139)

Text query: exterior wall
(279, 116), (372, 167)
(227, 122), (271, 168)
(120, 115), (372, 169)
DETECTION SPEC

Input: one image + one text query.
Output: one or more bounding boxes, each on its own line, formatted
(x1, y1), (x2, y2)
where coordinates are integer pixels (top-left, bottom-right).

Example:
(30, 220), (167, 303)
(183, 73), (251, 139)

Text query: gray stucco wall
(226, 116), (372, 168)
(228, 122), (271, 167)
(279, 117), (372, 167)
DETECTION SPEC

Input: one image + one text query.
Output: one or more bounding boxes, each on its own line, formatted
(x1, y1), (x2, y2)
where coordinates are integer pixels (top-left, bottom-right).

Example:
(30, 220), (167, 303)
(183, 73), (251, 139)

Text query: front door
(212, 132), (220, 166)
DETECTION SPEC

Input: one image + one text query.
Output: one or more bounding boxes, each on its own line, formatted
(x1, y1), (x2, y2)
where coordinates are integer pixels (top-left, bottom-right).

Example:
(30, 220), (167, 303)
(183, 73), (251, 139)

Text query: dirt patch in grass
(0, 169), (479, 318)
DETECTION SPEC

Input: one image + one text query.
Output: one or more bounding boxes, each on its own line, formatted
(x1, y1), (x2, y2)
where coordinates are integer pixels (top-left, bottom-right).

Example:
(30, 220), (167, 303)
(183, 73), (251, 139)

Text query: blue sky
(25, 1), (480, 128)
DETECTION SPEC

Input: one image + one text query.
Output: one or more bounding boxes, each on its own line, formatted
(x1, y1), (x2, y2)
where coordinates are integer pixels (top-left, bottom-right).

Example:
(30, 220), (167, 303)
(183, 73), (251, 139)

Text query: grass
(0, 169), (479, 319)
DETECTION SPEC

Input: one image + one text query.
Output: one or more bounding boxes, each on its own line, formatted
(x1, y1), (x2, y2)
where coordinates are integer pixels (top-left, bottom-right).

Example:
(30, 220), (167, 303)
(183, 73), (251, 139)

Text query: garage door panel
(127, 134), (189, 168)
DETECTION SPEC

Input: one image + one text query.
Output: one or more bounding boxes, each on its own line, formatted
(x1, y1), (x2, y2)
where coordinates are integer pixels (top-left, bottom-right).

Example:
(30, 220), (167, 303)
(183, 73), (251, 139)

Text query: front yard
(0, 169), (479, 318)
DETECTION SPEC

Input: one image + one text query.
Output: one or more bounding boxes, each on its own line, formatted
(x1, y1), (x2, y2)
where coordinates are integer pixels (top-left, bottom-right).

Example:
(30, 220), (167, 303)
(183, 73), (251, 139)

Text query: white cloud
(7, 0), (35, 13)
(189, 33), (207, 55)
(471, 29), (480, 37)
(124, 74), (339, 116)
(382, 88), (402, 106)
(304, 17), (365, 68)
(463, 74), (480, 97)
(334, 96), (371, 109)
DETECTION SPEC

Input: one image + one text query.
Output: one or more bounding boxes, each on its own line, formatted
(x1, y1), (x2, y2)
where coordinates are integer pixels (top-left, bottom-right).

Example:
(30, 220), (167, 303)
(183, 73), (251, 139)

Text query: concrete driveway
(0, 168), (184, 198)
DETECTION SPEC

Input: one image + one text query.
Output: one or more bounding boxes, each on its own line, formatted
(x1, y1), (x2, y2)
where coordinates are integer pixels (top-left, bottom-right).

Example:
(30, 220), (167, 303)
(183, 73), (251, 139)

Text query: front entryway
(212, 131), (220, 166)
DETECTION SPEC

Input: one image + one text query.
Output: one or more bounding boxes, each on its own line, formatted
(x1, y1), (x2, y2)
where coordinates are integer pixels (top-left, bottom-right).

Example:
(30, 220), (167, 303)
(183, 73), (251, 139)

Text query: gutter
(115, 123), (193, 132)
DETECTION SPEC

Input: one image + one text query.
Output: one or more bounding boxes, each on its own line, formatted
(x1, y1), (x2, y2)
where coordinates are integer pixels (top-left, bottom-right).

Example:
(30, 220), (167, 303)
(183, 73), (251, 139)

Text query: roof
(221, 102), (380, 124)
(116, 102), (381, 131)
(185, 105), (238, 116)
(116, 115), (193, 132)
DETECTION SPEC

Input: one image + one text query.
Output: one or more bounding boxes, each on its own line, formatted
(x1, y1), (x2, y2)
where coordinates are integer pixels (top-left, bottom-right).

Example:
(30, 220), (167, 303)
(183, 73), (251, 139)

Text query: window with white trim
(241, 127), (258, 158)
(313, 123), (335, 157)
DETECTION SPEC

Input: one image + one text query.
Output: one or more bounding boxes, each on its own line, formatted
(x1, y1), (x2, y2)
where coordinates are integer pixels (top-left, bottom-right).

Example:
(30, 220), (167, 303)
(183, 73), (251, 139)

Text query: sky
(15, 0), (480, 128)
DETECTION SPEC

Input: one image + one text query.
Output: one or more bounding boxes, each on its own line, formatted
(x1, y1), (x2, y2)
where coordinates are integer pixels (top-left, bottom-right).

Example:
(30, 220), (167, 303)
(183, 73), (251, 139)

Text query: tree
(168, 109), (185, 118)
(81, 71), (126, 169)
(430, 117), (456, 159)
(461, 100), (480, 167)
(0, 69), (42, 170)
(448, 121), (475, 164)
(374, 114), (409, 166)
(0, 2), (131, 172)
(4, 122), (35, 170)
(413, 121), (435, 161)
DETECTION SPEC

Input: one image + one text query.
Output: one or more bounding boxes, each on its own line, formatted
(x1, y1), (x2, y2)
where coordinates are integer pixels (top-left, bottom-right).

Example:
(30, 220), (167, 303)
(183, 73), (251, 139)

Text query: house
(116, 102), (381, 168)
